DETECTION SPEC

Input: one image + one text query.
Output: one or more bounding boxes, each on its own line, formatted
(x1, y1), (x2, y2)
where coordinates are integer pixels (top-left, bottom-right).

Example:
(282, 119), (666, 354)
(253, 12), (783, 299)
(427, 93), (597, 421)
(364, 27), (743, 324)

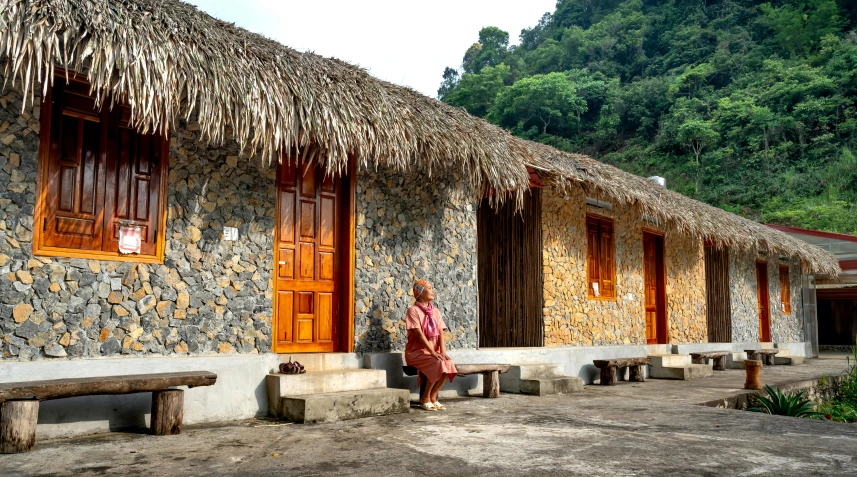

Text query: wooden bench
(0, 371), (217, 453)
(745, 349), (779, 365)
(690, 351), (730, 371)
(593, 358), (650, 385)
(403, 364), (511, 398)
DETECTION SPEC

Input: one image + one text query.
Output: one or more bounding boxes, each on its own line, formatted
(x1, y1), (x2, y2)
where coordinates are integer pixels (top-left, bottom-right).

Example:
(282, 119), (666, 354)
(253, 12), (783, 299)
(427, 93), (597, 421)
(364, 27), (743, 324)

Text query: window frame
(32, 72), (169, 264)
(586, 213), (616, 300)
(779, 264), (791, 314)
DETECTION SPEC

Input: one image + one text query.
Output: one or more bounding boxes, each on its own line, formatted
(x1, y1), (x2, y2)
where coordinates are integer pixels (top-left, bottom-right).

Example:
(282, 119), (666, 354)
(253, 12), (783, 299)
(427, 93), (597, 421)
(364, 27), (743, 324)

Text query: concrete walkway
(2, 358), (855, 477)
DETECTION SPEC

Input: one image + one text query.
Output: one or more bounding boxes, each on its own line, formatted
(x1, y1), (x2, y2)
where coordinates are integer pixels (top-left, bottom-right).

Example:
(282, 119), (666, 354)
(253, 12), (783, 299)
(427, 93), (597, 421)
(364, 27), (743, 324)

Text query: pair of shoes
(419, 402), (437, 411)
(279, 357), (306, 375)
(433, 401), (446, 411)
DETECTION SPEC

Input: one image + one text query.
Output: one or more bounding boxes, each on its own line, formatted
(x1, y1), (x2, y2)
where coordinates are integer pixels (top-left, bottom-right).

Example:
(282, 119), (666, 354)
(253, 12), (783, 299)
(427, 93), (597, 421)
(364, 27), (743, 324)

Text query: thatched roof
(0, 0), (840, 275)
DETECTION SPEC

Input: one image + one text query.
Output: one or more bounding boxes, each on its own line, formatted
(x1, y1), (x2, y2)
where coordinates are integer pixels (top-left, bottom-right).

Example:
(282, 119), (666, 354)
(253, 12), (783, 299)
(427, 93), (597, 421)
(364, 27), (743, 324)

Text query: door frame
(755, 259), (772, 342)
(643, 229), (668, 345)
(271, 157), (356, 353)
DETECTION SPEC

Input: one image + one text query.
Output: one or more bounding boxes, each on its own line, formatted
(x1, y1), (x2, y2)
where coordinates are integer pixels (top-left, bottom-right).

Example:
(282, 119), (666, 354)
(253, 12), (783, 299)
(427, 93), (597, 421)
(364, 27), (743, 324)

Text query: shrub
(748, 385), (824, 418)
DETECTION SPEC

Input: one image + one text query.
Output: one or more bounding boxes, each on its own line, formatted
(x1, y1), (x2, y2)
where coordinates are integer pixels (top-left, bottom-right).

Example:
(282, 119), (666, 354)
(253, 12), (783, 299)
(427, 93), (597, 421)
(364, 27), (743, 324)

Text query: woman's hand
(430, 351), (443, 361)
(441, 352), (451, 361)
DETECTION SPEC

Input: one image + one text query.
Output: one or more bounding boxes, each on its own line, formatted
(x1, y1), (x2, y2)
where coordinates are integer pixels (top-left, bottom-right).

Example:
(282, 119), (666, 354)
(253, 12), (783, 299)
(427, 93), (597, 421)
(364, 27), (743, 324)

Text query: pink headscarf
(413, 280), (440, 339)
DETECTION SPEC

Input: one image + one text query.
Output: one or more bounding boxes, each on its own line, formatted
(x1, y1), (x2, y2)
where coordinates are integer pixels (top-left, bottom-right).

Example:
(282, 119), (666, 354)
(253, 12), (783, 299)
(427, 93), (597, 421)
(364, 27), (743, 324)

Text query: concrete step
(648, 354), (692, 367)
(499, 364), (564, 393)
(279, 388), (411, 423)
(648, 363), (713, 380)
(267, 369), (387, 398)
(519, 377), (584, 396)
(775, 356), (805, 366)
(275, 353), (361, 371)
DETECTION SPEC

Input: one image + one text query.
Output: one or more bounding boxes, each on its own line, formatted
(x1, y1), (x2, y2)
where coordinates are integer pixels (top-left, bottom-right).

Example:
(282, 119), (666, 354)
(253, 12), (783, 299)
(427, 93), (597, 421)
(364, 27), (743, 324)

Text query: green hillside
(439, 0), (857, 234)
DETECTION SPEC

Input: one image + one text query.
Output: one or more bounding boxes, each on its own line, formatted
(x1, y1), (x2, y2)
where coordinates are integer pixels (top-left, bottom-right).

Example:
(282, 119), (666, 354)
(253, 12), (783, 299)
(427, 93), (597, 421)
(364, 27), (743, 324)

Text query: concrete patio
(2, 355), (855, 477)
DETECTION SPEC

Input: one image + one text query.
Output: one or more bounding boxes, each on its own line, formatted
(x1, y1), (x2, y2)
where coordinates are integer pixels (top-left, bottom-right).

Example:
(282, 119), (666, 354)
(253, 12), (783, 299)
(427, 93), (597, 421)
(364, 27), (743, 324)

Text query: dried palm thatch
(0, 0), (840, 275)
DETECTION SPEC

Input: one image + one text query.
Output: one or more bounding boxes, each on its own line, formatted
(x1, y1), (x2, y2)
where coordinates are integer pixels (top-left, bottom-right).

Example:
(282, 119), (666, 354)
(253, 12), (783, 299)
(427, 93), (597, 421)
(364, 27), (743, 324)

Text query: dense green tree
(440, 0), (857, 233)
(487, 72), (588, 135)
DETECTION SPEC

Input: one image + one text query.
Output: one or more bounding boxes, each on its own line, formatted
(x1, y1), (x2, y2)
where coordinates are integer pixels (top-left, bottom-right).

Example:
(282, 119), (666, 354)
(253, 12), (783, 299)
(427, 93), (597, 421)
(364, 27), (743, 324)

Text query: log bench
(593, 358), (650, 385)
(745, 349), (779, 366)
(690, 351), (730, 371)
(0, 371), (217, 453)
(403, 364), (511, 398)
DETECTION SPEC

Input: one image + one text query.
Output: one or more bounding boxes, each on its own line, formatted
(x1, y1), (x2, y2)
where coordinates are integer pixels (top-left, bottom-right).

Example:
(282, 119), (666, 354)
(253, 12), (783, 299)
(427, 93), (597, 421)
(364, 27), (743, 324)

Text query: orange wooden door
(275, 160), (342, 353)
(643, 232), (667, 344)
(756, 261), (771, 342)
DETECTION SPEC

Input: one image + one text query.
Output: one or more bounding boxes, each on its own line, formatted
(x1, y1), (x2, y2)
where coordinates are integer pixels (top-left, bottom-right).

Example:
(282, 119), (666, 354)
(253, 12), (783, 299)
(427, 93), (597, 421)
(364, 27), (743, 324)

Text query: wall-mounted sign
(223, 226), (239, 241)
(118, 225), (142, 254)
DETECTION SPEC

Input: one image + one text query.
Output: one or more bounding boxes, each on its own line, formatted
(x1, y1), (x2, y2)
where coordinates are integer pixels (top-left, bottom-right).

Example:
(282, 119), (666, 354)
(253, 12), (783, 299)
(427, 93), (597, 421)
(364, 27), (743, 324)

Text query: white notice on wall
(118, 226), (142, 254)
(223, 226), (239, 241)
(592, 282), (600, 297)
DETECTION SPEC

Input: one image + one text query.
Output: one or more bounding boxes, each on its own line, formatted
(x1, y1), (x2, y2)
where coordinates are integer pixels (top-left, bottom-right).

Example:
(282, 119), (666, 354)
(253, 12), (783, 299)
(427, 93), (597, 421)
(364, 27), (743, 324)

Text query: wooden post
(1, 399), (39, 454)
(483, 371), (500, 398)
(151, 389), (184, 436)
(629, 365), (645, 382)
(600, 366), (617, 385)
(713, 356), (726, 371)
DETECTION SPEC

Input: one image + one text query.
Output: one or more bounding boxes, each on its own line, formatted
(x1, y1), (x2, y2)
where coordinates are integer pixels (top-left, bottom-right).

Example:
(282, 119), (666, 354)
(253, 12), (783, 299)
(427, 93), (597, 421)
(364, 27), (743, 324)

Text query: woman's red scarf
(414, 301), (440, 339)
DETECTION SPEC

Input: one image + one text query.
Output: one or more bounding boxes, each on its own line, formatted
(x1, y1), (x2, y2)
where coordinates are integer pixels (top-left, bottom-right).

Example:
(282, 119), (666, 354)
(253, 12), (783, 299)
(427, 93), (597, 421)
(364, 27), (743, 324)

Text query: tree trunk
(151, 389), (184, 436)
(483, 371), (500, 398)
(1, 399), (39, 454)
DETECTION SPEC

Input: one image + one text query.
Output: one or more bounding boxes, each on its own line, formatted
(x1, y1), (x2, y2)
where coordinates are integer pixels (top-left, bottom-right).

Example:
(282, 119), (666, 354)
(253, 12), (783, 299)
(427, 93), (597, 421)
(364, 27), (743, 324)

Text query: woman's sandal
(278, 357), (307, 375)
(433, 401), (446, 411)
(418, 402), (437, 411)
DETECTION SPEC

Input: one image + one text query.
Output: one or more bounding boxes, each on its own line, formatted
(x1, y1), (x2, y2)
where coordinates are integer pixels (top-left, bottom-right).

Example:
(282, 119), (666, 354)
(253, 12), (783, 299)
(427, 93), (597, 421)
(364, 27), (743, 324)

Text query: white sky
(185, 0), (556, 97)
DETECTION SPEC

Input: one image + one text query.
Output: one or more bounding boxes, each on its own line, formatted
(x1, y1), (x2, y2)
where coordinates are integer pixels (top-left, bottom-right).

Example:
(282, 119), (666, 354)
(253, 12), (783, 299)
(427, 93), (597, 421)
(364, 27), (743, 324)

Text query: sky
(186, 0), (557, 98)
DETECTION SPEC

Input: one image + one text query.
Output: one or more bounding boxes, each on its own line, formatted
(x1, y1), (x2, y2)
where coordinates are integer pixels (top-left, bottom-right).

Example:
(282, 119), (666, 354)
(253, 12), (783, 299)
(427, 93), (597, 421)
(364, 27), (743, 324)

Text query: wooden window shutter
(41, 81), (109, 251)
(586, 216), (600, 296)
(102, 105), (166, 257)
(779, 265), (791, 313)
(599, 219), (614, 297)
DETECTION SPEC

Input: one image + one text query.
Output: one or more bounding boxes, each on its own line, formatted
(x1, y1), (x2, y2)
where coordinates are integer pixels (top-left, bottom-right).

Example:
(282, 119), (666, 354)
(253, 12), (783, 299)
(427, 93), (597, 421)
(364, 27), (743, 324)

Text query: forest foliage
(439, 0), (857, 234)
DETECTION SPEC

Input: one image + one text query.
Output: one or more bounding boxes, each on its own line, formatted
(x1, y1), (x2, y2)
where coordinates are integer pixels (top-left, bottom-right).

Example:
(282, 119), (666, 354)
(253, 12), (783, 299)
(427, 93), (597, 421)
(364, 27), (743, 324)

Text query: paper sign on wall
(592, 282), (600, 297)
(118, 226), (142, 254)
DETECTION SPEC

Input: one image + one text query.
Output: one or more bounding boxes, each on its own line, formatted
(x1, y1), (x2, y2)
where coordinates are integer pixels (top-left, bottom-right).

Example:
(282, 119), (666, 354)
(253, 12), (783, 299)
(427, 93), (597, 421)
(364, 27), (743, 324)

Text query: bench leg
(151, 389), (184, 436)
(483, 371), (500, 398)
(747, 352), (760, 362)
(600, 366), (617, 385)
(629, 365), (645, 382)
(713, 356), (726, 371)
(1, 399), (39, 454)
(691, 356), (703, 365)
(764, 354), (776, 366)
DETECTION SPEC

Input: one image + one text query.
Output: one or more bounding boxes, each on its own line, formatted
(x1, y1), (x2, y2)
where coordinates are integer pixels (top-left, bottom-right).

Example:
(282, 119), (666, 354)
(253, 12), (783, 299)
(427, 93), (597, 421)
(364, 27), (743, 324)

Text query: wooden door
(275, 160), (342, 353)
(643, 232), (667, 344)
(756, 260), (771, 342)
(476, 189), (543, 348)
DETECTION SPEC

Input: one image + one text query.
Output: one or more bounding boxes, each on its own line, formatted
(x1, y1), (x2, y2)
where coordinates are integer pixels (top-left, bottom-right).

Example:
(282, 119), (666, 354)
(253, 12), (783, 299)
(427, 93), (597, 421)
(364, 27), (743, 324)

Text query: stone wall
(352, 166), (479, 354)
(542, 186), (644, 346)
(0, 79), (275, 361)
(664, 232), (708, 343)
(729, 249), (804, 343)
(541, 187), (707, 346)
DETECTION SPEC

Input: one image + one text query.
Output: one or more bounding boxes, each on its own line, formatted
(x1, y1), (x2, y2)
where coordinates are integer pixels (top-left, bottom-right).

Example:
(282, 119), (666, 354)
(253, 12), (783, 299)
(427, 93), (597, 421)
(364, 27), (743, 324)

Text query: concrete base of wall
(1, 341), (811, 439)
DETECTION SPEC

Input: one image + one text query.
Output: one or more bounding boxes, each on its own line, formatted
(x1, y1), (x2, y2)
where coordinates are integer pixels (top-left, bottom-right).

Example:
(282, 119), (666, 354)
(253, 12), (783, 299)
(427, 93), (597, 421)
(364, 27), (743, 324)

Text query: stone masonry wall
(729, 249), (804, 343)
(664, 232), (708, 343)
(0, 79), (275, 360)
(353, 166), (479, 353)
(542, 186), (707, 346)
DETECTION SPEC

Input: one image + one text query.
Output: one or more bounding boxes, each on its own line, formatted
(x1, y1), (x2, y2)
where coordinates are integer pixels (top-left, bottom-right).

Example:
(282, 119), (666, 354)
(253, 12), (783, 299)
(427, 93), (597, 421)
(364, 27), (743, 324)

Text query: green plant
(748, 385), (824, 418)
(816, 401), (857, 423)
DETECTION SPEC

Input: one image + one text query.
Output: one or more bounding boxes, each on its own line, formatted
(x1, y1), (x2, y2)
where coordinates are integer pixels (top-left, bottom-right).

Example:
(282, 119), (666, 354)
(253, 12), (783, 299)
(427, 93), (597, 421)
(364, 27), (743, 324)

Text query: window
(33, 76), (167, 262)
(586, 214), (615, 299)
(779, 265), (791, 314)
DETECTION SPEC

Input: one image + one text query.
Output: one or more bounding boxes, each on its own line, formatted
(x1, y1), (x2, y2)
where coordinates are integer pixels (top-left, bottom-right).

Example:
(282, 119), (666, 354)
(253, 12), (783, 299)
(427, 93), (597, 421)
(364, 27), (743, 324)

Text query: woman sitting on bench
(405, 280), (457, 411)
